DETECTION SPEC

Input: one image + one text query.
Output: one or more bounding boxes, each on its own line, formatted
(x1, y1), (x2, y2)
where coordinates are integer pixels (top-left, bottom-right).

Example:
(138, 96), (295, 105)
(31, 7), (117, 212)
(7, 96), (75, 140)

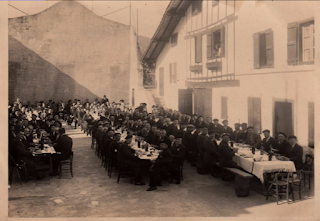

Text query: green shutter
(287, 22), (299, 65)
(253, 32), (260, 69)
(265, 29), (274, 67)
(207, 33), (212, 60)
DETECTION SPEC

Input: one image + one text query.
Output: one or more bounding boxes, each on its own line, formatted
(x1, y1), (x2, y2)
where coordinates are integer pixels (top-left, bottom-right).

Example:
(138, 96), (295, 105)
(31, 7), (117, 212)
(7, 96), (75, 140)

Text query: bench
(216, 163), (253, 197)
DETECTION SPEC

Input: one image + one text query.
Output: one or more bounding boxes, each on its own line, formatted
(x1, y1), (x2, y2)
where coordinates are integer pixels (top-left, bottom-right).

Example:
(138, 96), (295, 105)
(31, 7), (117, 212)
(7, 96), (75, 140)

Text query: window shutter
(253, 98), (261, 133)
(173, 62), (177, 83)
(253, 32), (260, 69)
(248, 97), (254, 127)
(169, 63), (172, 84)
(265, 29), (274, 67)
(287, 22), (298, 65)
(221, 96), (228, 119)
(195, 35), (202, 63)
(220, 26), (225, 57)
(207, 33), (212, 60)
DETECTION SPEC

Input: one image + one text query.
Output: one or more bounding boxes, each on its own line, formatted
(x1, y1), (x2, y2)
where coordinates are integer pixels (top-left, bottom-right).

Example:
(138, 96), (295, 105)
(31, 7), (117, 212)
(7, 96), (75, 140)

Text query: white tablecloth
(233, 150), (296, 183)
(131, 144), (159, 161)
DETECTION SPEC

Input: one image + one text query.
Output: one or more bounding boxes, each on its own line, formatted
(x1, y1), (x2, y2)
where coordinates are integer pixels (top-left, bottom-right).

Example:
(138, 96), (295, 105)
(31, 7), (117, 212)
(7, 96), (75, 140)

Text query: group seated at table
(9, 97), (304, 189)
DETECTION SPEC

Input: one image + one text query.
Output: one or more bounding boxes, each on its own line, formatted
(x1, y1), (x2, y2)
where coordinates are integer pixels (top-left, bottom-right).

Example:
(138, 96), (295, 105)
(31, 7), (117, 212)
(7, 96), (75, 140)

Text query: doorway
(273, 101), (294, 137)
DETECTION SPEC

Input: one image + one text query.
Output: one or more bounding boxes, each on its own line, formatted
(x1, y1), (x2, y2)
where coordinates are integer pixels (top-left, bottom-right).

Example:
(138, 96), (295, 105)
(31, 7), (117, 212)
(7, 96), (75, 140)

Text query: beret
(222, 119), (228, 123)
(277, 132), (287, 138)
(262, 129), (270, 133)
(213, 118), (219, 121)
(288, 135), (297, 140)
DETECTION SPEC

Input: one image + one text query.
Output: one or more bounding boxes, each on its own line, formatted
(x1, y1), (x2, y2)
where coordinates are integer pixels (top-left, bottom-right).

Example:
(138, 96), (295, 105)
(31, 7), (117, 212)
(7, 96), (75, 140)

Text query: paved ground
(8, 122), (315, 218)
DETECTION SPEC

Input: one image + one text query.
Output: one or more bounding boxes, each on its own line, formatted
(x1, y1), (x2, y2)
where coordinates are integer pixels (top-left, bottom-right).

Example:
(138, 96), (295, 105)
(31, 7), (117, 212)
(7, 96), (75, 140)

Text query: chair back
(274, 172), (291, 185)
(302, 154), (313, 171)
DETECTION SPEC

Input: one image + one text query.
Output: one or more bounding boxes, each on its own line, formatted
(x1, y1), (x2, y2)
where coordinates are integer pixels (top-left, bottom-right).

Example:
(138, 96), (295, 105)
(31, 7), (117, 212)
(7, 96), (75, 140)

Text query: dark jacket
(239, 130), (248, 141)
(154, 148), (172, 168)
(54, 134), (73, 160)
(203, 137), (219, 166)
(117, 142), (139, 163)
(145, 130), (156, 144)
(49, 131), (58, 143)
(245, 133), (262, 149)
(220, 126), (233, 135)
(166, 124), (179, 137)
(108, 139), (120, 159)
(218, 140), (235, 167)
(261, 136), (277, 152)
(170, 143), (186, 166)
(182, 131), (194, 152)
(286, 144), (303, 170)
(232, 130), (242, 143)
(197, 134), (208, 158)
(274, 139), (291, 156)
(10, 138), (32, 163)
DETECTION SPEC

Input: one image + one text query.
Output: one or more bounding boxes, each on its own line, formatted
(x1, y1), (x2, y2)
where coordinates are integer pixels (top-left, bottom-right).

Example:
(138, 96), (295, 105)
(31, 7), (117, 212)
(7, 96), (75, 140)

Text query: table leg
(49, 155), (53, 176)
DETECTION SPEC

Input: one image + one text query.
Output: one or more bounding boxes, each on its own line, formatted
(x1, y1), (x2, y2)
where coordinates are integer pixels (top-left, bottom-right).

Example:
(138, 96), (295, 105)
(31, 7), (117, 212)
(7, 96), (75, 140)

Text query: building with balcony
(142, 0), (316, 147)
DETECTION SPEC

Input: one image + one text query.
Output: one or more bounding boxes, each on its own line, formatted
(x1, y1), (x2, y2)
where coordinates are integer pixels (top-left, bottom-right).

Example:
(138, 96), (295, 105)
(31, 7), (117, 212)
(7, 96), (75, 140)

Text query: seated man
(238, 123), (248, 142)
(231, 123), (242, 143)
(170, 137), (186, 184)
(218, 133), (239, 168)
(108, 133), (121, 161)
(245, 126), (261, 149)
(286, 135), (303, 170)
(147, 142), (172, 191)
(117, 135), (145, 185)
(273, 132), (290, 156)
(9, 131), (38, 179)
(220, 120), (233, 135)
(53, 128), (73, 174)
(204, 130), (219, 175)
(261, 129), (277, 152)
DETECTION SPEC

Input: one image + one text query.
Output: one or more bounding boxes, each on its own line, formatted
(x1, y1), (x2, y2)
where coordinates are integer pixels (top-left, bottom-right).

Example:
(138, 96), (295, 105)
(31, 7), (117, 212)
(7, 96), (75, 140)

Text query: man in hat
(147, 141), (172, 191)
(273, 132), (290, 156)
(204, 130), (219, 176)
(261, 129), (277, 152)
(117, 135), (145, 185)
(182, 124), (195, 163)
(218, 133), (239, 168)
(232, 123), (242, 143)
(239, 123), (248, 142)
(170, 136), (186, 184)
(286, 135), (303, 170)
(212, 118), (222, 137)
(245, 126), (261, 149)
(197, 127), (209, 161)
(195, 116), (207, 128)
(220, 120), (233, 135)
(29, 114), (40, 129)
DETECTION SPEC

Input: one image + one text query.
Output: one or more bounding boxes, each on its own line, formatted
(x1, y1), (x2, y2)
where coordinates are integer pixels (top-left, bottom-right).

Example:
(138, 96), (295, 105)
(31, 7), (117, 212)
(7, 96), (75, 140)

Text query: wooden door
(274, 101), (293, 137)
(178, 89), (193, 115)
(193, 88), (212, 118)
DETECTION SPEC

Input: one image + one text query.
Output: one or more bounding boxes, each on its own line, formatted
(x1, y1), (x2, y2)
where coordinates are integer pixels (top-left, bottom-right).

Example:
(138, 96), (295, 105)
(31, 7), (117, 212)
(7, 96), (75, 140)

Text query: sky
(8, 0), (170, 38)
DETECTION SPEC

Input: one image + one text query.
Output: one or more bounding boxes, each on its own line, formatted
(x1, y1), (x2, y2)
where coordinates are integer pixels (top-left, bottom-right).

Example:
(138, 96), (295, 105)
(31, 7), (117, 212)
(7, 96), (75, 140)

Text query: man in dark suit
(108, 133), (121, 165)
(145, 125), (158, 145)
(194, 116), (207, 128)
(182, 125), (195, 162)
(53, 128), (73, 174)
(197, 127), (208, 160)
(245, 126), (262, 149)
(212, 119), (222, 138)
(239, 123), (248, 142)
(170, 137), (186, 184)
(261, 129), (277, 152)
(49, 125), (58, 143)
(206, 117), (215, 131)
(22, 128), (34, 148)
(232, 123), (242, 143)
(10, 131), (37, 177)
(117, 135), (145, 185)
(286, 135), (303, 170)
(218, 133), (239, 168)
(203, 130), (220, 175)
(103, 130), (114, 159)
(153, 129), (170, 148)
(29, 114), (40, 129)
(273, 132), (290, 156)
(220, 120), (233, 135)
(147, 142), (172, 191)
(166, 120), (180, 137)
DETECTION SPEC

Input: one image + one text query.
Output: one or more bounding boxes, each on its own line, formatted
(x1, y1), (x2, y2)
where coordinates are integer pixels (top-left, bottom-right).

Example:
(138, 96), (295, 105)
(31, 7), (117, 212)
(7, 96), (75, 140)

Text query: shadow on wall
(8, 35), (100, 103)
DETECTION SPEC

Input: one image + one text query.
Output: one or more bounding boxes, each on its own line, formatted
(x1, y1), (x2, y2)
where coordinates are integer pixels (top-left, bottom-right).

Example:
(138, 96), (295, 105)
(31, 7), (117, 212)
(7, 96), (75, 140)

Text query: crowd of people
(8, 95), (304, 190)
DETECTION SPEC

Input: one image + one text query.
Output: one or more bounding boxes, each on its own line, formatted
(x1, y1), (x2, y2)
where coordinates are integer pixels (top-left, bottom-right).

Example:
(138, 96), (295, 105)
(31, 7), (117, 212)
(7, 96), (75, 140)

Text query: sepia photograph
(2, 0), (319, 219)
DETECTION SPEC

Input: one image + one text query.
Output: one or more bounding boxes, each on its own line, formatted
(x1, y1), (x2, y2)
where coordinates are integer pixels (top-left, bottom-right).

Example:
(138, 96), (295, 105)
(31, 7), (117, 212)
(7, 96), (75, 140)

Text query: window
(195, 35), (202, 63)
(253, 29), (274, 69)
(169, 63), (177, 84)
(221, 96), (228, 119)
(212, 0), (219, 7)
(192, 0), (202, 15)
(171, 33), (178, 47)
(207, 26), (225, 60)
(248, 97), (261, 134)
(159, 67), (164, 96)
(287, 19), (314, 65)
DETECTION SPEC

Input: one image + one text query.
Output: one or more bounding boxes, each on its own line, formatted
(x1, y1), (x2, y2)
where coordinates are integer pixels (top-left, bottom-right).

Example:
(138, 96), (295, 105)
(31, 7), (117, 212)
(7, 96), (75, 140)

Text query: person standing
(204, 130), (219, 175)
(170, 137), (186, 184)
(220, 120), (233, 135)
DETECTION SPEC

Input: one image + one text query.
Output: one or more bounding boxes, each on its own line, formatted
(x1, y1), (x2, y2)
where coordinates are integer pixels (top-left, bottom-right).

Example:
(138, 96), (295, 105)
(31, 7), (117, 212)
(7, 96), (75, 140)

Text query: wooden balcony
(189, 65), (203, 73)
(206, 61), (222, 70)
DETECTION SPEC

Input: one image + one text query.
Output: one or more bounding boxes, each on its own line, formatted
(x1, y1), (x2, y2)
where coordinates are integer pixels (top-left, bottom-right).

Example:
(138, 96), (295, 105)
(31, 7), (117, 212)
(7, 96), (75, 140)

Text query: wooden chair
(289, 171), (302, 201)
(301, 154), (314, 189)
(117, 163), (133, 184)
(266, 172), (291, 204)
(59, 151), (73, 179)
(9, 154), (28, 185)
